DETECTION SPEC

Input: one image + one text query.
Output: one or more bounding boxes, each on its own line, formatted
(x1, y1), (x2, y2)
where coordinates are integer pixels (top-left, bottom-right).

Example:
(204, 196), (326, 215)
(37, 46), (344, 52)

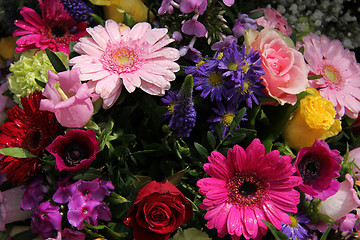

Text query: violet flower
(294, 139), (343, 200)
(232, 14), (258, 39)
(21, 176), (48, 210)
(61, 0), (94, 24)
(30, 201), (62, 239)
(0, 186), (32, 231)
(40, 68), (94, 128)
(179, 0), (207, 14)
(46, 129), (99, 172)
(181, 19), (207, 38)
(211, 35), (237, 52)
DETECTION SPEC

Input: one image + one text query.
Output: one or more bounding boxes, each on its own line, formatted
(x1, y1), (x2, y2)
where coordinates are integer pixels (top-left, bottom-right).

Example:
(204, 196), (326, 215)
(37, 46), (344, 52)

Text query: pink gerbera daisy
(13, 0), (87, 54)
(300, 33), (360, 119)
(68, 19), (180, 109)
(197, 139), (302, 240)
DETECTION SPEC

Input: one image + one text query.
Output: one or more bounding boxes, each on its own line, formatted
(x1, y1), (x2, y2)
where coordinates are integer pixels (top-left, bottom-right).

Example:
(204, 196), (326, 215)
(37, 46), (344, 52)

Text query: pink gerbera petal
(197, 139), (302, 239)
(69, 19), (180, 109)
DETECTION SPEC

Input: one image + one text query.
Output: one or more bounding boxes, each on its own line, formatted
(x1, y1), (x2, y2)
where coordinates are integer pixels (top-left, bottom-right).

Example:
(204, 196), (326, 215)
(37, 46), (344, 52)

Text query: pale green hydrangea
(8, 49), (68, 102)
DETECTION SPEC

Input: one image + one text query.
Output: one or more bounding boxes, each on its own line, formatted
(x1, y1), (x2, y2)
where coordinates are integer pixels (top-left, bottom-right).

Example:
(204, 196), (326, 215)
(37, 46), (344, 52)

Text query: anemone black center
(298, 155), (321, 182)
(238, 181), (257, 196)
(51, 26), (66, 38)
(64, 143), (87, 166)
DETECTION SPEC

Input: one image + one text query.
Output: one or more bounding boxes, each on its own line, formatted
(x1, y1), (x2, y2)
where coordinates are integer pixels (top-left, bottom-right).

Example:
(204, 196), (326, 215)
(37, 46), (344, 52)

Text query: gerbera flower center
(102, 42), (145, 74)
(44, 22), (71, 43)
(298, 154), (321, 183)
(208, 72), (223, 86)
(228, 62), (238, 71)
(23, 127), (44, 154)
(51, 26), (66, 38)
(221, 112), (235, 126)
(322, 65), (342, 85)
(227, 172), (269, 207)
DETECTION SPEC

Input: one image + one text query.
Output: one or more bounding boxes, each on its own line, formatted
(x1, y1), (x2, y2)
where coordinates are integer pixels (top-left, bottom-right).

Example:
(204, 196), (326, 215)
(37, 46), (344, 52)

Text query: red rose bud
(126, 180), (193, 240)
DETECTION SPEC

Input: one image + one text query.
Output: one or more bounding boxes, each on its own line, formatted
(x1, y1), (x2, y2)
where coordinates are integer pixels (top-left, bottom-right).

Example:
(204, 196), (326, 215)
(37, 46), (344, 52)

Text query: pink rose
(245, 28), (309, 105)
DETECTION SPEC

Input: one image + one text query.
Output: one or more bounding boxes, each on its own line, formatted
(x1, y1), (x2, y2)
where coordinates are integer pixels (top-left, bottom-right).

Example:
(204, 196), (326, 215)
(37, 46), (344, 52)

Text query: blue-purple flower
(61, 0), (94, 23)
(232, 13), (258, 38)
(21, 176), (48, 211)
(281, 215), (309, 240)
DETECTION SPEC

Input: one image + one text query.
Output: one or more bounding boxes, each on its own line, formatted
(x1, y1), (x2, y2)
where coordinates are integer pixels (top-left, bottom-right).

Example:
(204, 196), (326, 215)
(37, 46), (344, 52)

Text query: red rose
(125, 180), (193, 240)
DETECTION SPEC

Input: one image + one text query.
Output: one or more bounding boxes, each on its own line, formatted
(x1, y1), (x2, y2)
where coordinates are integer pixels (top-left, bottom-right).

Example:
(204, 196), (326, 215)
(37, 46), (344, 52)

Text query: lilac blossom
(30, 201), (62, 239)
(21, 176), (48, 210)
(61, 0), (94, 23)
(232, 14), (258, 38)
(181, 19), (207, 37)
(179, 0), (207, 14)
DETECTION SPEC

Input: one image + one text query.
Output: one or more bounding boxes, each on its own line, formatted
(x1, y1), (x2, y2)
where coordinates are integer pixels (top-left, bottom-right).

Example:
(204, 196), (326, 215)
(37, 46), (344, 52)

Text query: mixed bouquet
(0, 0), (360, 239)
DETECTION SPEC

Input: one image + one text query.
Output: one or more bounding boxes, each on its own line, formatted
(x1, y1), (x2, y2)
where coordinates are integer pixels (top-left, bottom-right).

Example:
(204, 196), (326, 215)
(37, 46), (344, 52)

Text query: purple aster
(169, 75), (196, 138)
(61, 0), (94, 24)
(21, 176), (48, 211)
(208, 102), (244, 139)
(225, 48), (265, 108)
(281, 215), (309, 240)
(218, 41), (247, 82)
(161, 90), (179, 121)
(30, 201), (62, 239)
(191, 60), (230, 102)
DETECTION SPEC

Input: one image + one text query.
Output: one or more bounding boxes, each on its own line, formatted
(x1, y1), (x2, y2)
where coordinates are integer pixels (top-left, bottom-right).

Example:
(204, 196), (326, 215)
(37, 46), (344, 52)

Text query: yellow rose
(89, 0), (155, 23)
(282, 87), (341, 149)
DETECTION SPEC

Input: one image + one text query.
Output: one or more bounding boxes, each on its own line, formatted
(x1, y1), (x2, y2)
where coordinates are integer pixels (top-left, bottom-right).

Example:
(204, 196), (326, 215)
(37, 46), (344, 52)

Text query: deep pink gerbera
(13, 0), (87, 53)
(69, 19), (180, 109)
(197, 139), (302, 239)
(300, 33), (360, 119)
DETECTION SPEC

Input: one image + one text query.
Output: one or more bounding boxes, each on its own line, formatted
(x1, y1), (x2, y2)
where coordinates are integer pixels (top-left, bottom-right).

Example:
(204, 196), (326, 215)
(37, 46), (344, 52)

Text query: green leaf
(0, 147), (36, 158)
(12, 230), (38, 240)
(263, 221), (289, 240)
(108, 191), (130, 204)
(194, 142), (209, 160)
(320, 223), (333, 240)
(35, 78), (46, 88)
(207, 131), (216, 149)
(90, 13), (105, 25)
(105, 226), (128, 238)
(132, 175), (152, 190)
(73, 167), (102, 181)
(45, 48), (67, 72)
(84, 221), (106, 230)
(222, 133), (247, 146)
(123, 11), (136, 27)
(248, 9), (264, 19)
(308, 74), (324, 80)
(167, 167), (189, 186)
(229, 107), (246, 133)
(68, 41), (78, 60)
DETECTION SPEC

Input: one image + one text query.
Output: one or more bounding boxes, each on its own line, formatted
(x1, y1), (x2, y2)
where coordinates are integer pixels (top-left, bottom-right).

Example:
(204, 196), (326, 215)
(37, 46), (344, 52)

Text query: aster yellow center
(227, 172), (269, 207)
(289, 215), (298, 228)
(238, 81), (251, 94)
(242, 63), (250, 73)
(221, 112), (235, 126)
(168, 102), (176, 114)
(322, 65), (342, 85)
(228, 62), (238, 71)
(208, 72), (223, 86)
(196, 60), (206, 67)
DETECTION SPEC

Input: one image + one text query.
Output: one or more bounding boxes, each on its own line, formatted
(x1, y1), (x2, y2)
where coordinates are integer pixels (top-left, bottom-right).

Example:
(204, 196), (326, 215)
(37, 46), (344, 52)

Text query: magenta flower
(13, 0), (87, 53)
(46, 129), (99, 172)
(179, 0), (207, 14)
(0, 186), (32, 231)
(197, 139), (302, 239)
(181, 20), (207, 37)
(40, 68), (94, 128)
(30, 201), (62, 239)
(294, 139), (343, 200)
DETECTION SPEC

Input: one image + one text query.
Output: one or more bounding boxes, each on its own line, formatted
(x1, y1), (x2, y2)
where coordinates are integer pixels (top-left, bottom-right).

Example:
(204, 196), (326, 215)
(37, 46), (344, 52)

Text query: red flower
(125, 180), (193, 240)
(46, 129), (99, 172)
(0, 91), (58, 185)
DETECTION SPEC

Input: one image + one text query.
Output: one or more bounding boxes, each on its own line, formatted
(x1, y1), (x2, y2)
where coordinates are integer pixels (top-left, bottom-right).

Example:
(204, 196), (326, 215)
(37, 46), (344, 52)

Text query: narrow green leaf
(35, 78), (46, 88)
(108, 191), (130, 204)
(222, 133), (247, 146)
(207, 131), (216, 149)
(132, 175), (152, 190)
(214, 123), (223, 140)
(229, 107), (246, 133)
(123, 11), (136, 27)
(0, 147), (36, 158)
(263, 221), (289, 240)
(298, 45), (305, 54)
(45, 48), (67, 72)
(84, 221), (106, 230)
(12, 230), (38, 240)
(319, 223), (333, 240)
(105, 226), (128, 238)
(90, 13), (105, 25)
(194, 142), (209, 160)
(248, 10), (264, 19)
(68, 41), (78, 60)
(308, 74), (324, 80)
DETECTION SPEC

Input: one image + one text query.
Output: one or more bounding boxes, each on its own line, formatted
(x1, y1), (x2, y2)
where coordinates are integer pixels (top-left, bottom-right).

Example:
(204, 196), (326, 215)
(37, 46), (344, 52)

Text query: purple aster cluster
(281, 215), (309, 240)
(162, 76), (196, 138)
(61, 0), (94, 24)
(52, 178), (114, 230)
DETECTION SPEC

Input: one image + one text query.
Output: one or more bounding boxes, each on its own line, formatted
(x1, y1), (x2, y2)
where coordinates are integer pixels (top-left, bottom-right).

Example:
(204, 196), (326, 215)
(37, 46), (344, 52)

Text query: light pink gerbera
(13, 0), (87, 54)
(300, 33), (360, 119)
(197, 139), (302, 240)
(69, 19), (180, 109)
